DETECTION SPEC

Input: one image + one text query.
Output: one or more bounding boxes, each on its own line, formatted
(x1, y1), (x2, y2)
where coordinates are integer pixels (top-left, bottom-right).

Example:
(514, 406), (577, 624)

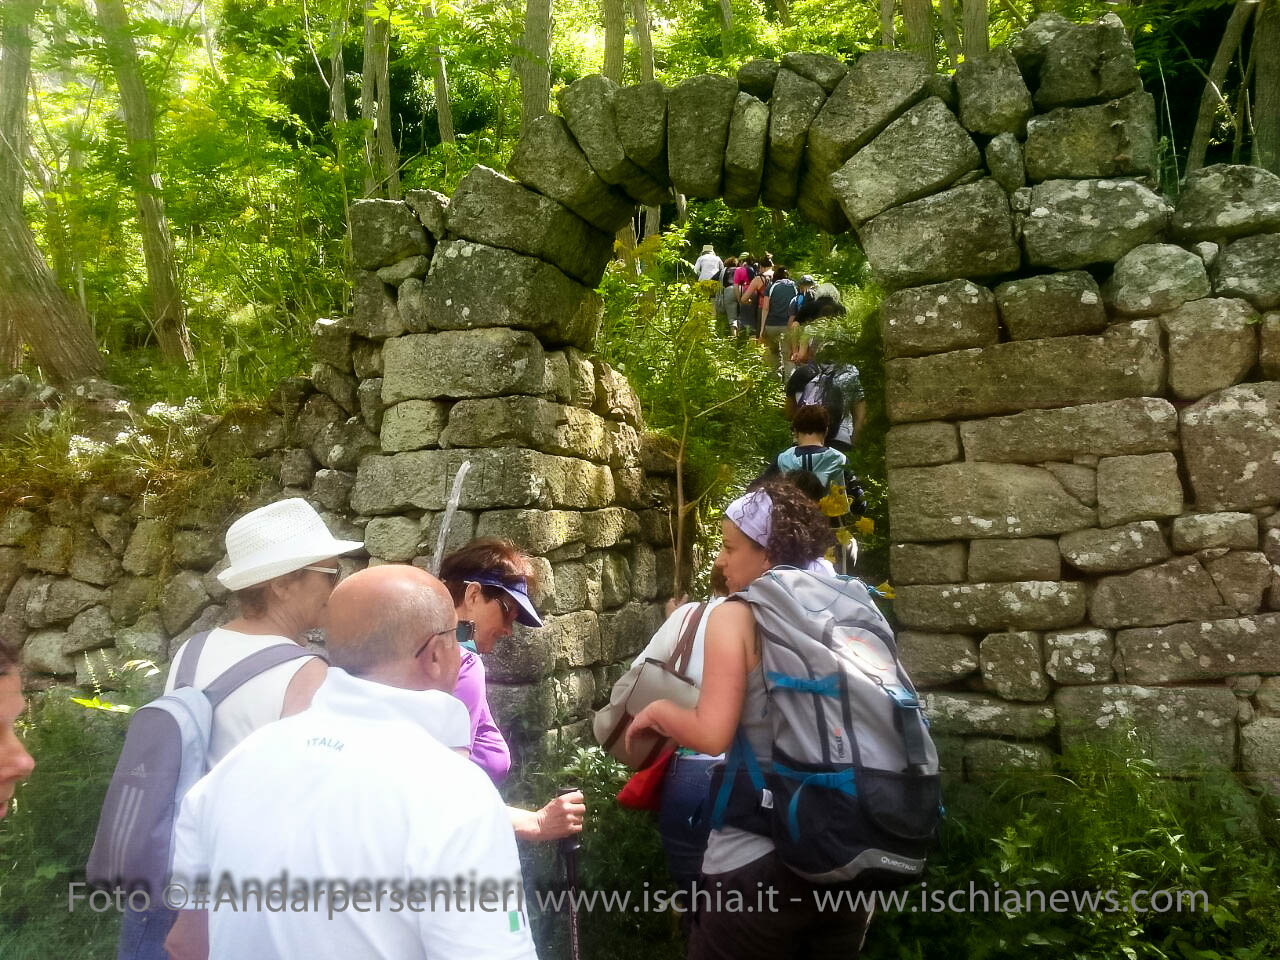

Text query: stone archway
(340, 11), (1280, 783)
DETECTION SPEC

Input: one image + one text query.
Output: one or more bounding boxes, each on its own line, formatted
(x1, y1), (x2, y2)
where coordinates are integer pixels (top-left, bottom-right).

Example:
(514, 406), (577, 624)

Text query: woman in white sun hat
(162, 497), (363, 765)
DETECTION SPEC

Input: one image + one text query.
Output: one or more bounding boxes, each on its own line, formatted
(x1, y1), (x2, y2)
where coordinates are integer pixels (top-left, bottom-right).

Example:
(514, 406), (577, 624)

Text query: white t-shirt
(171, 668), (532, 960)
(165, 628), (320, 765)
(694, 252), (724, 281)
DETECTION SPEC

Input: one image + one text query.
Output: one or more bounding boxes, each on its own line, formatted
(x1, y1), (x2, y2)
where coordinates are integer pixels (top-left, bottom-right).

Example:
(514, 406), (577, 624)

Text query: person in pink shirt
(440, 538), (584, 843)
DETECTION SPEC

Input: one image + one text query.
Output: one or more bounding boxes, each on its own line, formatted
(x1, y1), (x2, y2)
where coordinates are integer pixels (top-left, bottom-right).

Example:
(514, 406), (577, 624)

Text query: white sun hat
(217, 498), (363, 591)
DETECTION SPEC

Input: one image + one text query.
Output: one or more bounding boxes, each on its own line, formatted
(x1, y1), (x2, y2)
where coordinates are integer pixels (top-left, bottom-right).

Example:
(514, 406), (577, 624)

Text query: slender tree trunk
(902, 0), (932, 58)
(94, 0), (193, 363)
(0, 0), (102, 381)
(633, 0), (660, 236)
(515, 0), (553, 135)
(1189, 0), (1256, 172)
(937, 0), (960, 68)
(359, 5), (398, 199)
(718, 0), (733, 48)
(880, 0), (895, 49)
(772, 0), (792, 27)
(373, 23), (398, 199)
(329, 2), (348, 127)
(604, 0), (625, 83)
(422, 2), (454, 145)
(1256, 0), (1280, 173)
(962, 0), (988, 59)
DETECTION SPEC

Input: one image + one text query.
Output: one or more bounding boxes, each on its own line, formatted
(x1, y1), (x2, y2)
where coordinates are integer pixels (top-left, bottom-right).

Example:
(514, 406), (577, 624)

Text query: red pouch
(616, 747), (676, 811)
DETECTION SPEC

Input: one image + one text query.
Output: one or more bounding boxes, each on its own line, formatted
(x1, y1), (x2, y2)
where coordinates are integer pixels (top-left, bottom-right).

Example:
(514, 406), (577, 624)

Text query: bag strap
(666, 602), (707, 676)
(174, 632), (211, 689)
(203, 644), (328, 709)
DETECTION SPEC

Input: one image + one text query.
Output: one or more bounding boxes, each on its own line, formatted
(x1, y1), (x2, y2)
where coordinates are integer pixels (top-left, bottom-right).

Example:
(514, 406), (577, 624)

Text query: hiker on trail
(440, 538), (586, 843)
(758, 405), (847, 496)
(0, 639), (35, 822)
(789, 275), (817, 323)
(715, 256), (739, 335)
(786, 336), (866, 454)
(625, 481), (874, 959)
(164, 565), (537, 960)
(114, 498), (360, 960)
(737, 257), (767, 341)
(758, 266), (798, 380)
(694, 243), (724, 281)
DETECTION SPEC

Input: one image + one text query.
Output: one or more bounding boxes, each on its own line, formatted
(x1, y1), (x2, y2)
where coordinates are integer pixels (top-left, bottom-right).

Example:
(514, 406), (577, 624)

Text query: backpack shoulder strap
(173, 631), (211, 689)
(203, 644), (328, 709)
(666, 602), (707, 675)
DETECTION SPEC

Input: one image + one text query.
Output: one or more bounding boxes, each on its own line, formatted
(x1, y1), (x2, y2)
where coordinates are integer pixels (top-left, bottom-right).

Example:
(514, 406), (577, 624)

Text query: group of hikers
(0, 241), (926, 960)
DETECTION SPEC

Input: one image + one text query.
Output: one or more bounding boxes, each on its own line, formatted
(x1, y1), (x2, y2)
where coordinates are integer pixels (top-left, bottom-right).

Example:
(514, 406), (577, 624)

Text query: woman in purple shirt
(440, 538), (585, 842)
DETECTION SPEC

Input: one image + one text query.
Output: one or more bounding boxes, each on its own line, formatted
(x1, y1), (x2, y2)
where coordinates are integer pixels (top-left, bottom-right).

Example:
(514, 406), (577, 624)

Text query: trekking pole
(557, 785), (583, 960)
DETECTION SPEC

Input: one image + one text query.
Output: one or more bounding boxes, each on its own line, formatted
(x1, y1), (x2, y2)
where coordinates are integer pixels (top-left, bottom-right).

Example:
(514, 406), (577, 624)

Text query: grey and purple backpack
(86, 633), (320, 895)
(709, 568), (941, 888)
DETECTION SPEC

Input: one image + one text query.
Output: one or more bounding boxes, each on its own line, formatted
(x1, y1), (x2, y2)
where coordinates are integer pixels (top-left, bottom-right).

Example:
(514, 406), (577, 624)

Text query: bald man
(166, 565), (538, 960)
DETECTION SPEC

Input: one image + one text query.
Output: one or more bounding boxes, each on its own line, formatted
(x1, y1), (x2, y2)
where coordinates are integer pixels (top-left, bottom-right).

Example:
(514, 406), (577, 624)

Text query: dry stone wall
(7, 10), (1280, 783)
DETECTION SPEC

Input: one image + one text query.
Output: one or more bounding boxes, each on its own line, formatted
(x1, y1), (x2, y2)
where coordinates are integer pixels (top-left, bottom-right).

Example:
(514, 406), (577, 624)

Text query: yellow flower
(835, 527), (853, 547)
(854, 516), (875, 535)
(874, 581), (895, 600)
(819, 484), (850, 518)
(824, 546), (837, 563)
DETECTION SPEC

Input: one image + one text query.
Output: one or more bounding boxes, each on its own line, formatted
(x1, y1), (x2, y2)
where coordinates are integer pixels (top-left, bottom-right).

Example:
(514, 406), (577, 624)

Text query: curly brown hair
(759, 478), (836, 568)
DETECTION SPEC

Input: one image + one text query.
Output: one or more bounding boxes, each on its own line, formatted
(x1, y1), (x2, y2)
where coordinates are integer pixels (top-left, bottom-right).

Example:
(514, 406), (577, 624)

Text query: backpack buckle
(760, 788), (774, 810)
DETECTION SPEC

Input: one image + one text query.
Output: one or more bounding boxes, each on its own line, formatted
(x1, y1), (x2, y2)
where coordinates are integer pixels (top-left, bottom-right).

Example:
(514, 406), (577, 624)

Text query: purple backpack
(86, 632), (321, 895)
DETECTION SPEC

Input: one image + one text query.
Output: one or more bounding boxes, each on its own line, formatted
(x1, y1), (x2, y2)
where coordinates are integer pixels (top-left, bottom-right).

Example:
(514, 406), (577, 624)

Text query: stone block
(599, 551), (631, 608)
(26, 525), (72, 575)
(352, 272), (405, 340)
(1213, 233), (1280, 310)
(890, 542), (967, 585)
(396, 276), (426, 329)
(311, 362), (357, 416)
(955, 49), (1033, 136)
(21, 628), (74, 675)
(487, 681), (556, 741)
(880, 278), (997, 359)
(122, 519), (168, 576)
(380, 400), (448, 453)
(475, 510), (584, 557)
(486, 621), (557, 683)
(403, 188), (449, 241)
(737, 59), (779, 100)
(1261, 312), (1280, 379)
(922, 692), (1057, 737)
(442, 397), (612, 464)
(351, 340), (382, 381)
(968, 538), (1060, 583)
(1258, 677), (1280, 715)
(614, 80), (670, 185)
(446, 165), (614, 287)
(1011, 12), (1074, 77)
(1165, 297), (1260, 402)
(375, 255), (430, 286)
(1096, 453), (1183, 527)
(1044, 627), (1114, 684)
(832, 98), (980, 226)
(172, 529), (221, 570)
(885, 422), (960, 467)
(667, 74), (738, 199)
(860, 179), (1020, 289)
(965, 739), (1054, 778)
(1172, 164), (1280, 242)
(1059, 521), (1170, 574)
(960, 397), (1177, 464)
(64, 605), (114, 654)
(1104, 244), (1211, 317)
(363, 516), (418, 562)
(160, 571), (210, 635)
(0, 508), (36, 546)
(558, 76), (669, 207)
(985, 133), (1025, 193)
(1172, 512), (1258, 552)
(1024, 90), (1155, 182)
(988, 272), (1111, 343)
(1203, 550), (1273, 615)
(1033, 15), (1140, 109)
(1043, 463), (1096, 507)
(350, 199), (431, 269)
(1242, 718), (1280, 793)
(599, 601), (663, 662)
(889, 463), (1094, 541)
(781, 52), (846, 92)
(1181, 382), (1280, 510)
(896, 581), (1086, 633)
(1117, 616), (1280, 686)
(1091, 557), (1232, 629)
(897, 631), (979, 687)
(761, 69), (827, 210)
(546, 556), (603, 615)
(1023, 178), (1169, 269)
(508, 113), (636, 233)
(381, 329), (545, 404)
(888, 320), (1165, 423)
(110, 575), (156, 626)
(593, 361), (643, 428)
(418, 510), (477, 563)
(115, 611), (167, 663)
(311, 316), (354, 372)
(0, 548), (23, 607)
(981, 630), (1049, 701)
(277, 448), (316, 490)
(67, 529), (120, 587)
(1055, 684), (1236, 775)
(722, 93), (768, 209)
(798, 50), (931, 233)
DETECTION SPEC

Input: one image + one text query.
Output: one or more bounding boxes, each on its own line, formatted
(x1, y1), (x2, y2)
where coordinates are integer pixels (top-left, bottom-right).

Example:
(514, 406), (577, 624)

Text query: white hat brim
(217, 538), (363, 591)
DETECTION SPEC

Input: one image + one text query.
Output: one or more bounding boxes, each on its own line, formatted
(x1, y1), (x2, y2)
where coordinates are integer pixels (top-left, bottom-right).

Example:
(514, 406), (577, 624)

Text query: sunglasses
(303, 565), (341, 582)
(414, 621), (475, 659)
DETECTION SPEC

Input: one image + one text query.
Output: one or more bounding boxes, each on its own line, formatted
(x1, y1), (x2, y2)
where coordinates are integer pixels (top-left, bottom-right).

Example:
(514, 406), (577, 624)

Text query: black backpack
(766, 279), (798, 325)
(793, 363), (847, 447)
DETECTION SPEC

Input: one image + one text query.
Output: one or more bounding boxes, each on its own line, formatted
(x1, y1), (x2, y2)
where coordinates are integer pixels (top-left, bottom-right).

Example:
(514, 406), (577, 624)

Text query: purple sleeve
(453, 650), (511, 785)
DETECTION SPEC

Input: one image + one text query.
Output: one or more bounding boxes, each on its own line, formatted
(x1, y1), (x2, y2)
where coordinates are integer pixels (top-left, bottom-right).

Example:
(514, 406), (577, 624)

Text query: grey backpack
(709, 568), (941, 888)
(86, 633), (321, 895)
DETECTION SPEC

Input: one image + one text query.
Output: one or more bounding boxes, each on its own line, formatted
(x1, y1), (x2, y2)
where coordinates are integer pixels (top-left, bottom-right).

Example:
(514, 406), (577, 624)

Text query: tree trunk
(94, 0), (193, 363)
(880, 0), (895, 49)
(329, 1), (348, 126)
(902, 0), (932, 58)
(515, 0), (553, 135)
(1188, 0), (1256, 173)
(359, 6), (398, 198)
(422, 2), (454, 145)
(937, 0), (960, 68)
(718, 0), (733, 47)
(961, 0), (988, 59)
(631, 0), (654, 82)
(1256, 0), (1280, 173)
(773, 0), (792, 27)
(604, 0), (625, 83)
(0, 0), (102, 381)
